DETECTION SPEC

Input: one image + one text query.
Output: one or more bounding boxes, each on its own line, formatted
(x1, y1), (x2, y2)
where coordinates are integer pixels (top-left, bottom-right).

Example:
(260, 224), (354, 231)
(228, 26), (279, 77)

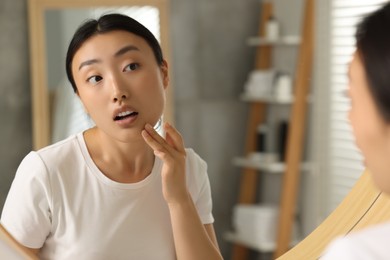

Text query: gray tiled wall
(0, 0), (32, 209)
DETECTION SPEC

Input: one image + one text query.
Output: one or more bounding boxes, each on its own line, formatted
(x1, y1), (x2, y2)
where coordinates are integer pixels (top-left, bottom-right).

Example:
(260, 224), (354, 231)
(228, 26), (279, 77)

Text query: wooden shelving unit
(227, 0), (314, 259)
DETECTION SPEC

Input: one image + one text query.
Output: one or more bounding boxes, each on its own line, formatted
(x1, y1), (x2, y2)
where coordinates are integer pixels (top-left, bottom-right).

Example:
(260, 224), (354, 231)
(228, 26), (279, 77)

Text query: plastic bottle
(266, 16), (280, 41)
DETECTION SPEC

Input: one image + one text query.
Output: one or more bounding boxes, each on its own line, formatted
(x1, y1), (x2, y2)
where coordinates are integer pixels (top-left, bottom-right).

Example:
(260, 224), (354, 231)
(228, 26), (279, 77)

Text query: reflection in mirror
(28, 0), (172, 149)
(45, 7), (161, 143)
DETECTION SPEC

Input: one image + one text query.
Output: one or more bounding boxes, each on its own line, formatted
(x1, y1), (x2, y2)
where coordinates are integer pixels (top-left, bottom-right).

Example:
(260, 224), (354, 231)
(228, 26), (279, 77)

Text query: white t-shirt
(321, 221), (390, 259)
(1, 133), (214, 260)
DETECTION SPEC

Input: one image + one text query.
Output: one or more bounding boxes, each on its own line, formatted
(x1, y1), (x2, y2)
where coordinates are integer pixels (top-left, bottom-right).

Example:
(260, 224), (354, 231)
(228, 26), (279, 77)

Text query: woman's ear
(161, 60), (169, 89)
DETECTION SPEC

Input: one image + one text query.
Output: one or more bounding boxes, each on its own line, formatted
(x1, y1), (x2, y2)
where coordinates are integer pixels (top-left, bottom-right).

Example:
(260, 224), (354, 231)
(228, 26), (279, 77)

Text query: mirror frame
(27, 0), (173, 149)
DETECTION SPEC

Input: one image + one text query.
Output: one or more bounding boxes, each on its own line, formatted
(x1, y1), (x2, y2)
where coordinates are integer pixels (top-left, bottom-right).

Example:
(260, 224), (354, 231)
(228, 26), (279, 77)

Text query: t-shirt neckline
(76, 132), (161, 190)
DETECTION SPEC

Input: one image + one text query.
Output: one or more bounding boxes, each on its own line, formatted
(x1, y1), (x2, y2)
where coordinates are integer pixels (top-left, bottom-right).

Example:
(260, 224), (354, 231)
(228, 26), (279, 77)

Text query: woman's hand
(142, 122), (189, 205)
(143, 122), (223, 260)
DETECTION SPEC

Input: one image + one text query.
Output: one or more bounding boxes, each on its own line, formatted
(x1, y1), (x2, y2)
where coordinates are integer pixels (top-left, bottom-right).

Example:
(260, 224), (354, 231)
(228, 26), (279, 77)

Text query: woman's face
(72, 30), (168, 142)
(348, 51), (390, 192)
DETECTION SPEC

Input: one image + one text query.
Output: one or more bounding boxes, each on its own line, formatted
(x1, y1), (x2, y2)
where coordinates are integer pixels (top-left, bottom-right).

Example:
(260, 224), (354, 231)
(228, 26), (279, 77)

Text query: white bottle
(275, 73), (292, 102)
(266, 16), (280, 41)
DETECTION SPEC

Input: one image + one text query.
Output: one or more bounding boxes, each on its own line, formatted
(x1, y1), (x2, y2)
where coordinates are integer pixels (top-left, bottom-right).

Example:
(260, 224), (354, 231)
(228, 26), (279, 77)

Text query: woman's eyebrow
(78, 45), (140, 71)
(78, 59), (101, 71)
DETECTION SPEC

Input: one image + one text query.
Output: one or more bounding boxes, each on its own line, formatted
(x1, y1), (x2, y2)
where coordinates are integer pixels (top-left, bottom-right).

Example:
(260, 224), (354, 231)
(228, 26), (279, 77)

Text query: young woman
(322, 2), (390, 259)
(1, 14), (222, 260)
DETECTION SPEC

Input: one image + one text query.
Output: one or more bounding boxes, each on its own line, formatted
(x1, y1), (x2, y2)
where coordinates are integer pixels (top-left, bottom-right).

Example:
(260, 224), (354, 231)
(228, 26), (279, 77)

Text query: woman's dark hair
(355, 2), (390, 122)
(66, 13), (164, 93)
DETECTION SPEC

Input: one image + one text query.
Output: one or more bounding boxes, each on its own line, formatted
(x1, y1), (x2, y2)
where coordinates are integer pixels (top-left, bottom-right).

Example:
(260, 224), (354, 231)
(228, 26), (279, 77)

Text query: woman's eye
(124, 63), (140, 72)
(87, 75), (103, 84)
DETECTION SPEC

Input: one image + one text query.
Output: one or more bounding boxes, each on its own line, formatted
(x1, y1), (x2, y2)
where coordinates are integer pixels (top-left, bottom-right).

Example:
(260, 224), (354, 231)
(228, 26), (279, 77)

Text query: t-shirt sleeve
(186, 149), (214, 224)
(1, 151), (52, 249)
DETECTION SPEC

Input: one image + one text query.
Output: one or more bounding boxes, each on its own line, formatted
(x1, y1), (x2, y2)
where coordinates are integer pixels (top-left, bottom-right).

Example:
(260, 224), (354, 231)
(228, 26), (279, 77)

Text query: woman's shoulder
(29, 133), (84, 169)
(37, 133), (80, 153)
(38, 132), (84, 153)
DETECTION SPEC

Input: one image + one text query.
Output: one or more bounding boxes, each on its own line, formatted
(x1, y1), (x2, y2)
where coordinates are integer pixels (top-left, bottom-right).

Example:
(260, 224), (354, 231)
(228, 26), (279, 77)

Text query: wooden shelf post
(230, 2), (273, 259)
(274, 0), (314, 257)
(230, 0), (314, 259)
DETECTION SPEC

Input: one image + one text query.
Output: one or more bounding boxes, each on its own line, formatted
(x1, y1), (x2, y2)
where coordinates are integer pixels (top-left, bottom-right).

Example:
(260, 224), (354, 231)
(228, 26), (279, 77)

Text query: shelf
(232, 157), (311, 173)
(247, 36), (301, 46)
(240, 93), (293, 104)
(224, 232), (300, 253)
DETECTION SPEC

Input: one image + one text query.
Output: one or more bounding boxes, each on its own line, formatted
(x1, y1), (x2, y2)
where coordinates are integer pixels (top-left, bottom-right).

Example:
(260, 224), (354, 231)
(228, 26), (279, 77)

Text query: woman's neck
(83, 127), (155, 183)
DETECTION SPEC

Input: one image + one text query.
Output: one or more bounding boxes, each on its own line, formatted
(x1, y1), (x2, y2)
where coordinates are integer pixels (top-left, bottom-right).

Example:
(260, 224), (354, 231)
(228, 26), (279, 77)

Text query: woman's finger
(141, 129), (165, 153)
(164, 123), (186, 153)
(143, 124), (175, 154)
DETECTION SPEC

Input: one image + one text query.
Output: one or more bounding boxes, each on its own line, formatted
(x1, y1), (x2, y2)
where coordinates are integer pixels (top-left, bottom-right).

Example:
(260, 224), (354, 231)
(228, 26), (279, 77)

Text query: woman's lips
(114, 112), (139, 127)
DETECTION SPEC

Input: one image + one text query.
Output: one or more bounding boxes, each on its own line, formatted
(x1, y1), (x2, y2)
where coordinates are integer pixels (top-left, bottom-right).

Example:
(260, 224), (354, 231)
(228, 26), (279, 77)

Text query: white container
(233, 204), (279, 244)
(275, 73), (293, 102)
(233, 204), (300, 246)
(266, 16), (280, 41)
(244, 69), (276, 98)
(248, 152), (278, 163)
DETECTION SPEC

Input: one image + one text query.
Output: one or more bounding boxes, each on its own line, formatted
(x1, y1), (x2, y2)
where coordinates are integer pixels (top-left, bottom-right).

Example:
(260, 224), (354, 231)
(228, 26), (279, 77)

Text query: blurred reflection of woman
(322, 3), (390, 259)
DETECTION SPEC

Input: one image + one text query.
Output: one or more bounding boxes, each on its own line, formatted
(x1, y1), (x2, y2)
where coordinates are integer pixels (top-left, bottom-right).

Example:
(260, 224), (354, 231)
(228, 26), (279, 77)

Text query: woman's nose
(113, 94), (127, 102)
(111, 75), (129, 102)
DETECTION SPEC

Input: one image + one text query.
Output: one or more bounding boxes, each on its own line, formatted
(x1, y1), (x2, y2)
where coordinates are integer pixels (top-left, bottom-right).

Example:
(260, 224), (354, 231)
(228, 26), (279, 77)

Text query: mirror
(27, 0), (173, 149)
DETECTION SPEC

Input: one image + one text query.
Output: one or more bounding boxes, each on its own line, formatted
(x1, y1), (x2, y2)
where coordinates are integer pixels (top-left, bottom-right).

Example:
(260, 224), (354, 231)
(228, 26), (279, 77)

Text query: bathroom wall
(0, 0), (31, 209)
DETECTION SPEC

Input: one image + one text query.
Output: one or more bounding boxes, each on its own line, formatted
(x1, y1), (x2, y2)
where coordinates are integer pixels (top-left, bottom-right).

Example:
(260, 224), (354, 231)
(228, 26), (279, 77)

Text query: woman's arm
(21, 245), (40, 258)
(0, 224), (40, 260)
(168, 196), (222, 260)
(1, 152), (51, 256)
(142, 123), (223, 260)
(204, 224), (220, 252)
